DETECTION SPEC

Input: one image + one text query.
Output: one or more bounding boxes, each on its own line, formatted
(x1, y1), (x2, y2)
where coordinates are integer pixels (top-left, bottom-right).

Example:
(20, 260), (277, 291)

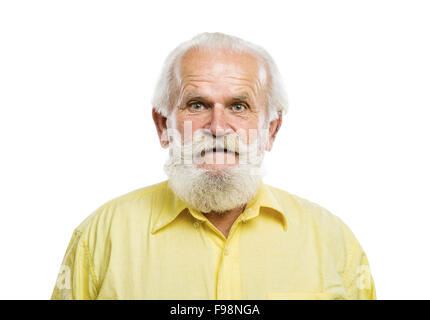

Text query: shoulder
(264, 184), (356, 243)
(265, 184), (362, 268)
(265, 184), (339, 221)
(73, 181), (169, 236)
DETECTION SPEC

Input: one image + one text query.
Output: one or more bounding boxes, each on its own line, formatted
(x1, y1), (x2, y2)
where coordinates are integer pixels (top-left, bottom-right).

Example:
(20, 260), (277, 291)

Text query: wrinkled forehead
(175, 48), (267, 90)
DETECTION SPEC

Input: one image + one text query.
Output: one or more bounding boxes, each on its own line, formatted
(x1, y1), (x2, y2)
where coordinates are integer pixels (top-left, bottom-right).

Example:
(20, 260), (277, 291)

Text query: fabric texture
(51, 181), (376, 300)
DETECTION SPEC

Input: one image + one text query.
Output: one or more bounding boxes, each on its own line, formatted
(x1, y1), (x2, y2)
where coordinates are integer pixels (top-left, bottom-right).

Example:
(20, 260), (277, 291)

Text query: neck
(203, 205), (246, 238)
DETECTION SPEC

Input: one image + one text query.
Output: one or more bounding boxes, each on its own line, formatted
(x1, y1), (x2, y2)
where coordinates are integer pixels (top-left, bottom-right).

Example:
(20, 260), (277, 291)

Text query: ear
(152, 109), (169, 148)
(265, 112), (283, 151)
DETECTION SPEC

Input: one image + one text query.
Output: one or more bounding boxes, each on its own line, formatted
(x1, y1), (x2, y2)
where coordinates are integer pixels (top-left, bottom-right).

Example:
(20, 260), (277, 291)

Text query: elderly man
(51, 33), (376, 300)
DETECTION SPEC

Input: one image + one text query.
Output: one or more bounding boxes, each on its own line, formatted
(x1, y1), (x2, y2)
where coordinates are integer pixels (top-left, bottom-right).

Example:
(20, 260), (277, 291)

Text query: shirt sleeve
(51, 230), (98, 300)
(341, 229), (377, 300)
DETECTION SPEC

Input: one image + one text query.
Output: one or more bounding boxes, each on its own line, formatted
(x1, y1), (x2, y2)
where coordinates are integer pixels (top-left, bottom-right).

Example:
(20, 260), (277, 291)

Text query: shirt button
(224, 249), (230, 256)
(193, 221), (200, 228)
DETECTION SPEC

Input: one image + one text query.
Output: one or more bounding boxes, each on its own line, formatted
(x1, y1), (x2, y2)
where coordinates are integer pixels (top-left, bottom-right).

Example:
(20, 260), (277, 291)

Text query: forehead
(177, 48), (266, 93)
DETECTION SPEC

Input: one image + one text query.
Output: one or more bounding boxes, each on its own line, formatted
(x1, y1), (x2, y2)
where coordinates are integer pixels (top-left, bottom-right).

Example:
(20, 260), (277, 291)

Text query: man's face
(153, 47), (283, 212)
(170, 49), (269, 170)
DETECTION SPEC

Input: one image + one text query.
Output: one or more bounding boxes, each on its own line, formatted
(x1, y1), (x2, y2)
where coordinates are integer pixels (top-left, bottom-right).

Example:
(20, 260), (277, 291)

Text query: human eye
(188, 101), (207, 112)
(230, 103), (248, 113)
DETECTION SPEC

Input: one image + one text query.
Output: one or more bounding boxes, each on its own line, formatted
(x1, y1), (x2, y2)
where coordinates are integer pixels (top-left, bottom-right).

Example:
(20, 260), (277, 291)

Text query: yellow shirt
(51, 181), (376, 300)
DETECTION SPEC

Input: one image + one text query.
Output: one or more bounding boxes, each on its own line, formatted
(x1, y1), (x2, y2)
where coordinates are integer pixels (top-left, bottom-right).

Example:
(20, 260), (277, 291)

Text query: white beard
(164, 128), (267, 214)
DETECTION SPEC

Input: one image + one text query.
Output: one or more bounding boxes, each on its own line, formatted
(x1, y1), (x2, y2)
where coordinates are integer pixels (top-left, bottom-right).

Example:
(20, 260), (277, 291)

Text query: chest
(95, 217), (347, 299)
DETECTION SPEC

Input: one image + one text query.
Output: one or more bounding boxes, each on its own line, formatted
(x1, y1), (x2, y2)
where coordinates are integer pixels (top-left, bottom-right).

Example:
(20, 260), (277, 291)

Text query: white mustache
(191, 132), (243, 157)
(166, 128), (267, 166)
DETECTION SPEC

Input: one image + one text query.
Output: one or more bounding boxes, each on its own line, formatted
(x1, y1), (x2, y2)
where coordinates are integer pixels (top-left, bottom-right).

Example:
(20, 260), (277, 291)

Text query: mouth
(201, 148), (238, 157)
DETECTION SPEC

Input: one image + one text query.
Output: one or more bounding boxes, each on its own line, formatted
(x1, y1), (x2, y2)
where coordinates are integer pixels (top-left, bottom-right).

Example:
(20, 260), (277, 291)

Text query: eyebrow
(231, 94), (250, 101)
(183, 92), (251, 102)
(184, 93), (208, 101)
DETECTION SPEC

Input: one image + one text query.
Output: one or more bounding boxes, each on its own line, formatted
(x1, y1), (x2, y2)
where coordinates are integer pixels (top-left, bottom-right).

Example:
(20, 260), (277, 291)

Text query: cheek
(230, 118), (261, 144)
(175, 116), (207, 142)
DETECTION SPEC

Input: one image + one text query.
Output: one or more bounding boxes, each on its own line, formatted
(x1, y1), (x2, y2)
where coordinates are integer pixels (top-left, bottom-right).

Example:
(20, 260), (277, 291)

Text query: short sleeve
(51, 230), (98, 300)
(341, 230), (377, 300)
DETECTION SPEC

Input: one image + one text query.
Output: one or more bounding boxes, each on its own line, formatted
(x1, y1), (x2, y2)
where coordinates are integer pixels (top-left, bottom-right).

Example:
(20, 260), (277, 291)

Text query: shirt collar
(151, 180), (288, 234)
(150, 182), (188, 234)
(240, 181), (288, 231)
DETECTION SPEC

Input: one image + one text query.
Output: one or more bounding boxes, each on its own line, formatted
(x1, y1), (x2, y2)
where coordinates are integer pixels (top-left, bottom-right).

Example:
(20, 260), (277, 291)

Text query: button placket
(216, 218), (244, 300)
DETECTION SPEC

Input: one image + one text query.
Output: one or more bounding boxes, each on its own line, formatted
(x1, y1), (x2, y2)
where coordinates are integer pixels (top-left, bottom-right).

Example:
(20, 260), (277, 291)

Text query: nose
(209, 104), (229, 137)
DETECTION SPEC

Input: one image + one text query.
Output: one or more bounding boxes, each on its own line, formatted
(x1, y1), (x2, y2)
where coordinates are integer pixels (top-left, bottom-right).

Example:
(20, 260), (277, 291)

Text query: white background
(0, 0), (429, 299)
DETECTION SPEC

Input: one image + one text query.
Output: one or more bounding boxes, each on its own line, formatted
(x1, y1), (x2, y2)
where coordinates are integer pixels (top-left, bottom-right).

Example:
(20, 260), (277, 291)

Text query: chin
(197, 162), (239, 171)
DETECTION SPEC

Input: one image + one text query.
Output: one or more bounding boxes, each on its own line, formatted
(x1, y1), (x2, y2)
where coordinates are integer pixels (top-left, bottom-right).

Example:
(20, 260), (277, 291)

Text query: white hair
(151, 32), (288, 122)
